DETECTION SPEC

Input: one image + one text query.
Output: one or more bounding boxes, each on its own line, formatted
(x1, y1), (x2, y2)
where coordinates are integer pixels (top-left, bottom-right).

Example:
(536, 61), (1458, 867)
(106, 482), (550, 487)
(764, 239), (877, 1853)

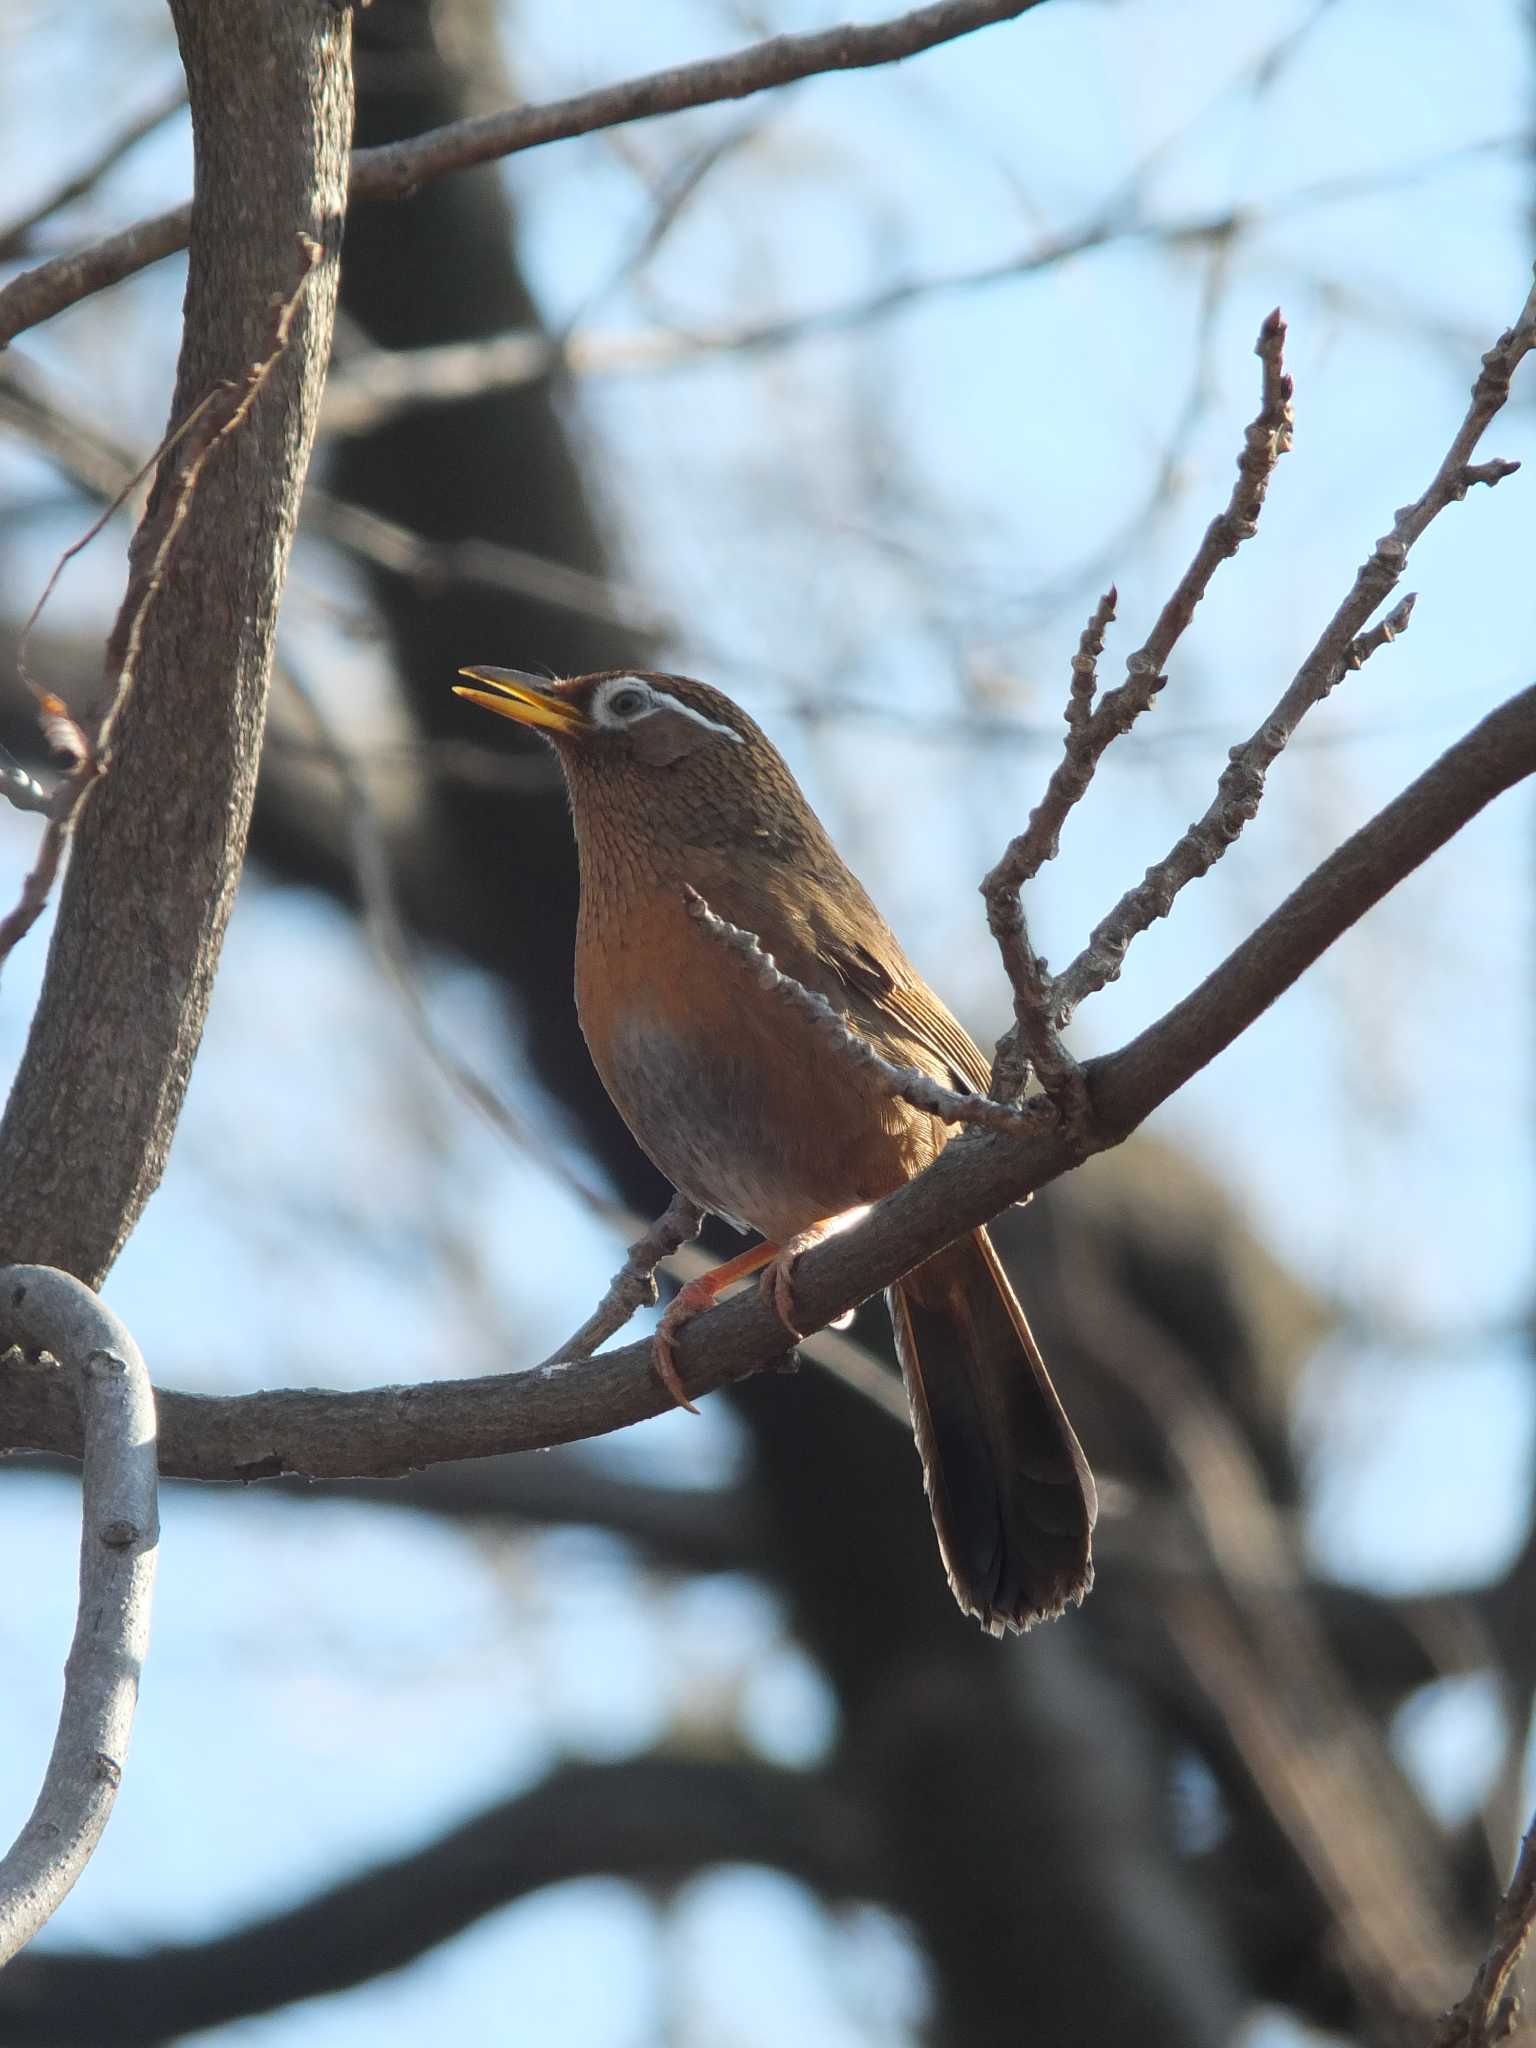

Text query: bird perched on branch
(455, 665), (1096, 1634)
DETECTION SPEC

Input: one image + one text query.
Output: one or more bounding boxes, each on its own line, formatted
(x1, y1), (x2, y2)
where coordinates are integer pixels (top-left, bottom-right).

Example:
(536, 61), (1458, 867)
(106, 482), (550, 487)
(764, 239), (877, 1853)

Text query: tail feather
(888, 1227), (1095, 1634)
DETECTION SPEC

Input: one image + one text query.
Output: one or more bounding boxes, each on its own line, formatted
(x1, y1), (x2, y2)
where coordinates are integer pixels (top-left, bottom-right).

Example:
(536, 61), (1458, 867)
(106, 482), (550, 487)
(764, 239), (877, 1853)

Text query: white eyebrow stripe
(664, 697), (743, 743)
(595, 675), (742, 742)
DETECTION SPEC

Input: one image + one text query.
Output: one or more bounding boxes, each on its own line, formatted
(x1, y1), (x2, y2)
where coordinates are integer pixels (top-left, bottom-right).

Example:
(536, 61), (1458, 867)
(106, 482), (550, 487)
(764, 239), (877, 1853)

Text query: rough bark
(0, 0), (352, 1283)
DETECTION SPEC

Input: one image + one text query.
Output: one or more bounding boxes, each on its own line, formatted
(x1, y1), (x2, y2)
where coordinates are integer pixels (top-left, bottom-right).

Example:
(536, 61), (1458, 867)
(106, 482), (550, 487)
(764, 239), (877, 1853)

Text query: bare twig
(543, 1193), (703, 1366)
(980, 314), (1292, 1102)
(1433, 1816), (1536, 2046)
(683, 885), (1040, 1138)
(0, 0), (1049, 346)
(1051, 277), (1536, 1023)
(989, 313), (1291, 899)
(0, 1267), (158, 1964)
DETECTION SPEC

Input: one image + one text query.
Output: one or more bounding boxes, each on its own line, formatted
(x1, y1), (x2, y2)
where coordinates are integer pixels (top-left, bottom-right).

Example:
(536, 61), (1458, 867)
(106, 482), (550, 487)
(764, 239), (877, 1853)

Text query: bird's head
(453, 666), (823, 860)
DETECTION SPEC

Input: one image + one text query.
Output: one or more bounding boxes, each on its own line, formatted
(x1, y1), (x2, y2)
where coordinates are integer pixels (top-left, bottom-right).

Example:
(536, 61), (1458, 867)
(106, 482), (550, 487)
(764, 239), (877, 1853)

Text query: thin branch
(0, 82), (187, 261)
(683, 884), (1039, 1137)
(0, 1267), (158, 1966)
(0, 0), (1051, 345)
(2, 678), (1530, 1477)
(1432, 1816), (1536, 2047)
(303, 493), (666, 639)
(981, 313), (1292, 1101)
(1051, 278), (1536, 1023)
(542, 1193), (703, 1366)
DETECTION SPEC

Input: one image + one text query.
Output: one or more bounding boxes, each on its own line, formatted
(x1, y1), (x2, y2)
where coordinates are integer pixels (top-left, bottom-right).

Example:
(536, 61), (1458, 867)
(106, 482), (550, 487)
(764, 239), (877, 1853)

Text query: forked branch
(1050, 278), (1536, 1023)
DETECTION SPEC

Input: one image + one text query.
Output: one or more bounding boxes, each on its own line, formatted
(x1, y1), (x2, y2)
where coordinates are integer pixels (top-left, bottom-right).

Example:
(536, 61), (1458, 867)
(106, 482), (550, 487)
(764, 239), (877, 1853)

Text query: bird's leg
(653, 1239), (783, 1414)
(759, 1206), (871, 1340)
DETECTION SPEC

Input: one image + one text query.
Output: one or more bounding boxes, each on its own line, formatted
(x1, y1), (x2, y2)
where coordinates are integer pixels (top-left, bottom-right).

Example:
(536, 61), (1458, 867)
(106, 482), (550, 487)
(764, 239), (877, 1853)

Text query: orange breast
(575, 883), (935, 1242)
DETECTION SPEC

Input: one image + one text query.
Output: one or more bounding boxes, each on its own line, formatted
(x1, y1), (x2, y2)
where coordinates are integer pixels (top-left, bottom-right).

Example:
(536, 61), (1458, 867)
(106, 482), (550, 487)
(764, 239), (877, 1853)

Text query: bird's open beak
(453, 667), (589, 735)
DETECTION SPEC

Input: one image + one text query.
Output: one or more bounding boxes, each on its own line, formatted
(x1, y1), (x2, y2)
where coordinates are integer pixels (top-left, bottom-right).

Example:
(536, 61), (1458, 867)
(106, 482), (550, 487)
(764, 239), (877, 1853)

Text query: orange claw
(651, 1241), (784, 1414)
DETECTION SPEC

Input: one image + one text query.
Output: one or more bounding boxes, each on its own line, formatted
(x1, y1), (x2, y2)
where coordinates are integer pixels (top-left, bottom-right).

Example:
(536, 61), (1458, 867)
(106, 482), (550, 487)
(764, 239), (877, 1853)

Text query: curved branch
(1, 682), (1530, 1479)
(0, 1758), (878, 2043)
(0, 1269), (158, 1966)
(0, 0), (1049, 346)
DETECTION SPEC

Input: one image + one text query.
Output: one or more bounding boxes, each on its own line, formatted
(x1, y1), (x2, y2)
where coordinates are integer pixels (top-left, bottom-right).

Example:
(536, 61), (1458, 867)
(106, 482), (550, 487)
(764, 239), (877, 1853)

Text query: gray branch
(0, 1268), (158, 1964)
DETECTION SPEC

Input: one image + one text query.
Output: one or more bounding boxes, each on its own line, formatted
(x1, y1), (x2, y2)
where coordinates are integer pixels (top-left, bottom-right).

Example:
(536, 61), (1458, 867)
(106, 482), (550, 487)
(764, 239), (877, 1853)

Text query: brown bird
(455, 665), (1096, 1633)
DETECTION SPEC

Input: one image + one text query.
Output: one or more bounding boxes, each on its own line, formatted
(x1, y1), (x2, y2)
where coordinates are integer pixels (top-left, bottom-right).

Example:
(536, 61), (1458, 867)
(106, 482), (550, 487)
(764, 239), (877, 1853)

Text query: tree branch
(0, 1269), (157, 1966)
(1432, 1814), (1536, 2047)
(0, 4), (352, 1285)
(1052, 278), (1536, 1022)
(0, 0), (1051, 346)
(0, 1757), (878, 2043)
(2, 681), (1530, 1479)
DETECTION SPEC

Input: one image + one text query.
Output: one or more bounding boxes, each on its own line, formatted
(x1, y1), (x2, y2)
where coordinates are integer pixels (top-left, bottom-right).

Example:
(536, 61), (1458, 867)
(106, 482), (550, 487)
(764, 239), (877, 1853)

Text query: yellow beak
(453, 667), (588, 735)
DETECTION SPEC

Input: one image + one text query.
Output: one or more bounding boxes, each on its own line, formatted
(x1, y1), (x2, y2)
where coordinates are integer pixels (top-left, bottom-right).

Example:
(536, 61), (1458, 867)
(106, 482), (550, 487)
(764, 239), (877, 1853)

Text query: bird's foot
(651, 1240), (784, 1414)
(758, 1207), (871, 1341)
(653, 1284), (710, 1415)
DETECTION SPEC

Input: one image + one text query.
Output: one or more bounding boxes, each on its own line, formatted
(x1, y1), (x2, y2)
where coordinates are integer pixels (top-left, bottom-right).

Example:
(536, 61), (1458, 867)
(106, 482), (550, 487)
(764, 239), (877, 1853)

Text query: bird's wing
(815, 931), (993, 1098)
(691, 847), (994, 1099)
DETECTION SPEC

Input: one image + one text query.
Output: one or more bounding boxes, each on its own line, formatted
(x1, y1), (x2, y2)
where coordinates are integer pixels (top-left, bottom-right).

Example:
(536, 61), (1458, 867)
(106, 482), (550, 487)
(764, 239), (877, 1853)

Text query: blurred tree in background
(0, 2), (1534, 2044)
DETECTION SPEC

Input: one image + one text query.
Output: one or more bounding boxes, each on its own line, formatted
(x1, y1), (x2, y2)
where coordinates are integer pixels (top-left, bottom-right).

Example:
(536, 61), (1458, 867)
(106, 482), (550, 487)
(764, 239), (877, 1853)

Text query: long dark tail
(887, 1227), (1096, 1634)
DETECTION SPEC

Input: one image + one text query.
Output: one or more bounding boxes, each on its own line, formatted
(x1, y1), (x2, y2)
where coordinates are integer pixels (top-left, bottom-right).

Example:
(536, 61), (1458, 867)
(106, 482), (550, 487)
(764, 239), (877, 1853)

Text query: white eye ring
(605, 684), (650, 720)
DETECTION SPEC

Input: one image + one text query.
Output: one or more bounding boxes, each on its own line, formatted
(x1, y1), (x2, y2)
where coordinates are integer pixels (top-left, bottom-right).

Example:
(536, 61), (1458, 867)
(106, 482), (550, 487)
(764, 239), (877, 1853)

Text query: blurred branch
(0, 355), (663, 646)
(0, 3), (351, 1286)
(0, 1756), (880, 2043)
(2, 675), (1532, 1477)
(0, 82), (187, 261)
(0, 1269), (158, 1966)
(0, 0), (1054, 344)
(302, 493), (667, 639)
(1074, 1260), (1469, 2023)
(301, 140), (1526, 438)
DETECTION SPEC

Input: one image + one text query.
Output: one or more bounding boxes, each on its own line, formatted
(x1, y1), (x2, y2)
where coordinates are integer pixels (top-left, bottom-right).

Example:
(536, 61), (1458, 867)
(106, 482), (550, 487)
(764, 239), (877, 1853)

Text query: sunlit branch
(0, 1268), (158, 1965)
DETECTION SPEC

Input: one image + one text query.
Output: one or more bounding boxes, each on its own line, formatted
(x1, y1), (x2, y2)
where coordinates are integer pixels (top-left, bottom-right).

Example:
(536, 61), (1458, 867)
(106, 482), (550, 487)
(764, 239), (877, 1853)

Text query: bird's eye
(606, 686), (649, 720)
